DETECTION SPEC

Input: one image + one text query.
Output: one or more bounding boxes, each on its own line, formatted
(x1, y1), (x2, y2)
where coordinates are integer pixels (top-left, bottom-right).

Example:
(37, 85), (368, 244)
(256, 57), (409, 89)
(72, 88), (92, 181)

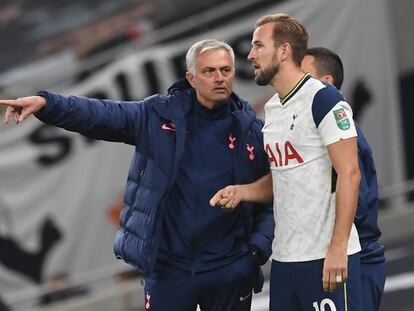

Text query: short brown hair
(256, 13), (308, 66)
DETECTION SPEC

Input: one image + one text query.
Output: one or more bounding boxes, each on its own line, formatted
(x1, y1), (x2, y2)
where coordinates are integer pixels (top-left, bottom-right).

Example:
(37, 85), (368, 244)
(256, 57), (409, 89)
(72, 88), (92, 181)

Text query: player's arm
(311, 85), (361, 292)
(209, 172), (273, 210)
(323, 137), (360, 292)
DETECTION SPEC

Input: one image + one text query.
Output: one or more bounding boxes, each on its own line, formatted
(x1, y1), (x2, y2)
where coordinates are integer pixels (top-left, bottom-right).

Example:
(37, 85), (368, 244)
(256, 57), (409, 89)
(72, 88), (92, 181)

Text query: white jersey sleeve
(312, 84), (357, 146)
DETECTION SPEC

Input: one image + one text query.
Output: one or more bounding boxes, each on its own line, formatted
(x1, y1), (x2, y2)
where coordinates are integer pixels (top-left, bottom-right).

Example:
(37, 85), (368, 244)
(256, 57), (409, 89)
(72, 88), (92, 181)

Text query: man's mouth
(252, 62), (260, 70)
(213, 87), (227, 92)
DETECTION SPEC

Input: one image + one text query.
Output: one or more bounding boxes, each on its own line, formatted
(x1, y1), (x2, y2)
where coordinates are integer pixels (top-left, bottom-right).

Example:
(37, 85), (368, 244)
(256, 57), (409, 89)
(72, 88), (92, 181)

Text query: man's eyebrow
(201, 65), (232, 70)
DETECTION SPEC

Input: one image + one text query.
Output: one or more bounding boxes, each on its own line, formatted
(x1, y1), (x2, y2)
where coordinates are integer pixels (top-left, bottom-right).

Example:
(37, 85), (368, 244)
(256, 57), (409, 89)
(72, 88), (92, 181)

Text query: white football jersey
(263, 74), (361, 262)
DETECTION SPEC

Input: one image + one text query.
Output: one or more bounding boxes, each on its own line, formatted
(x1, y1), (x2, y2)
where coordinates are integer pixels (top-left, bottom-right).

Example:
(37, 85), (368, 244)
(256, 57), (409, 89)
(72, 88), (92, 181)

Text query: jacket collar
(152, 78), (257, 135)
(150, 79), (193, 120)
(164, 78), (251, 113)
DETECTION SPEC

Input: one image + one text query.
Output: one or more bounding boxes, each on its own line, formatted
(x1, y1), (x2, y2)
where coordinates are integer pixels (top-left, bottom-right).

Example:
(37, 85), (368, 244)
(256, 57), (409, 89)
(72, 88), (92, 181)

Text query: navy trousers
(270, 253), (363, 310)
(361, 261), (386, 311)
(144, 254), (258, 311)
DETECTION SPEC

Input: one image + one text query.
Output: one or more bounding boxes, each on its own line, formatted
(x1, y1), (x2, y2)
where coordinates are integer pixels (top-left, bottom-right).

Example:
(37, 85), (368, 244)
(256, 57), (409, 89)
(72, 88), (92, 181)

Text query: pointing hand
(0, 96), (46, 124)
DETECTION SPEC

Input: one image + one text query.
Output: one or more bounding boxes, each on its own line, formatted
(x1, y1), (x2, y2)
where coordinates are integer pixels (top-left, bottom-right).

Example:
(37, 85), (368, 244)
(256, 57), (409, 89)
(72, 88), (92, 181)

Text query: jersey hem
(271, 247), (361, 263)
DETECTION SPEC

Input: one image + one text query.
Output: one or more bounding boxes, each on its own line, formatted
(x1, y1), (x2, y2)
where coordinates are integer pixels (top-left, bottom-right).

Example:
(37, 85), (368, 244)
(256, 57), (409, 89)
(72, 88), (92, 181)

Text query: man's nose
(247, 47), (255, 60)
(214, 71), (224, 82)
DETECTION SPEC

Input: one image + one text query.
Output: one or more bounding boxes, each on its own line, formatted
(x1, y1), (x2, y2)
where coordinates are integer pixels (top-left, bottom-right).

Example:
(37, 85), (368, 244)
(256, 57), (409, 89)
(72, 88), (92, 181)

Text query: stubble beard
(255, 64), (278, 86)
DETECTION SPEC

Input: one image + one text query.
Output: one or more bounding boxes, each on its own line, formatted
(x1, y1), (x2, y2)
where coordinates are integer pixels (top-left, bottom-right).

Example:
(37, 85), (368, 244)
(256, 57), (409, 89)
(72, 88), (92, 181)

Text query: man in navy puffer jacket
(0, 39), (274, 311)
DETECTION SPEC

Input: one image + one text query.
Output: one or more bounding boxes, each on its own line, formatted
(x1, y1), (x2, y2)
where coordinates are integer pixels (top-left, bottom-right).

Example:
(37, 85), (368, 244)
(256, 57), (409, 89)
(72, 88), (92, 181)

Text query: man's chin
(255, 76), (268, 86)
(213, 97), (229, 106)
(213, 92), (230, 101)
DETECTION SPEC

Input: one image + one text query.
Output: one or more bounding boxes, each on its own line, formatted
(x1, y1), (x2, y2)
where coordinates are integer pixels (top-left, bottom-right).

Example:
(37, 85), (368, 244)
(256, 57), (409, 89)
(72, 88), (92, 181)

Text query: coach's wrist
(239, 184), (253, 202)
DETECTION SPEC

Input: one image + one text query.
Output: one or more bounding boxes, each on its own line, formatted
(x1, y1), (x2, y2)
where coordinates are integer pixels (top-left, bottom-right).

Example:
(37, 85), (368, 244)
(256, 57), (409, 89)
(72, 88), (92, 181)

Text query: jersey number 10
(312, 298), (337, 311)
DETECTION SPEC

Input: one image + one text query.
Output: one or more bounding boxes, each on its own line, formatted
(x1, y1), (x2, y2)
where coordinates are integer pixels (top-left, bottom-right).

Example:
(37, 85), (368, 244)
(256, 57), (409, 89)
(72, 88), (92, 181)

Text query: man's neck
(197, 98), (227, 111)
(271, 65), (306, 99)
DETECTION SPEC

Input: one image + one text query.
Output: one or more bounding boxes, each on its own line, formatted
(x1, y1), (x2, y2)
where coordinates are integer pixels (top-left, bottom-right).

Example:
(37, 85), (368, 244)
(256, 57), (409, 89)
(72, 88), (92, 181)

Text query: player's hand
(0, 96), (47, 124)
(322, 244), (348, 292)
(209, 185), (245, 211)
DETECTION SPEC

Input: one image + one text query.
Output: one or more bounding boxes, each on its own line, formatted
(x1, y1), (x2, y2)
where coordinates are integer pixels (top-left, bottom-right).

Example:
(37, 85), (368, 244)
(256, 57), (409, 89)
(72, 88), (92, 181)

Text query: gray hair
(186, 39), (235, 74)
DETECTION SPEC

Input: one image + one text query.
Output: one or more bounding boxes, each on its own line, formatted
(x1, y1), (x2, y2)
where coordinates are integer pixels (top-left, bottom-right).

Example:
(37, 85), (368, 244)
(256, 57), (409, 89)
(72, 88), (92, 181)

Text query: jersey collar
(280, 73), (311, 105)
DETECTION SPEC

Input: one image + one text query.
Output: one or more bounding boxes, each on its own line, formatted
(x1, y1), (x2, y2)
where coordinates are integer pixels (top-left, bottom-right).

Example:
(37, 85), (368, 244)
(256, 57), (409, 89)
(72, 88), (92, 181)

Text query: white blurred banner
(0, 0), (403, 294)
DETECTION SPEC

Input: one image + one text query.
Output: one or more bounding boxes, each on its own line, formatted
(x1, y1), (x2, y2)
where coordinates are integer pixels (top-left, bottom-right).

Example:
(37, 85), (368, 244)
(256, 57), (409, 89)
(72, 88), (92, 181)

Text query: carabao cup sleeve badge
(333, 108), (350, 130)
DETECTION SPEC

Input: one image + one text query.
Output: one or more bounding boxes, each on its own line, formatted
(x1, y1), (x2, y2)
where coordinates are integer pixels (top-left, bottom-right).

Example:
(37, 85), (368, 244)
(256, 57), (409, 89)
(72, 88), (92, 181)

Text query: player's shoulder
(311, 82), (347, 127)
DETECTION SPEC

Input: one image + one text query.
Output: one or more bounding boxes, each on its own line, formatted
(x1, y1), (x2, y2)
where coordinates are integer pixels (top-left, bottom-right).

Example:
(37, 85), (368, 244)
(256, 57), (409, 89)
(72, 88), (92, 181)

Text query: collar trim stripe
(280, 73), (311, 105)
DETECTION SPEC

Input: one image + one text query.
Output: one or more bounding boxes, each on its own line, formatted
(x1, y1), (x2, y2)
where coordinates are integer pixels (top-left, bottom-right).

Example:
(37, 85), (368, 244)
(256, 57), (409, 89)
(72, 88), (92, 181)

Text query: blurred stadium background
(0, 0), (413, 310)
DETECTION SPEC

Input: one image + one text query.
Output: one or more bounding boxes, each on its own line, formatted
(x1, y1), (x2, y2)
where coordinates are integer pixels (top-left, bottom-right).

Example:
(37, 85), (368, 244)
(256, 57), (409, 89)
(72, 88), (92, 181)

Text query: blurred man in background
(0, 39), (274, 311)
(302, 47), (386, 311)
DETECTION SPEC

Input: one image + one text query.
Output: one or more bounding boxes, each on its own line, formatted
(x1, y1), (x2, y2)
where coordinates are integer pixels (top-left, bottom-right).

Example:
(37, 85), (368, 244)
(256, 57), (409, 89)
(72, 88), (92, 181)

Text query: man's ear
(321, 74), (334, 86)
(280, 43), (291, 62)
(186, 71), (195, 88)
